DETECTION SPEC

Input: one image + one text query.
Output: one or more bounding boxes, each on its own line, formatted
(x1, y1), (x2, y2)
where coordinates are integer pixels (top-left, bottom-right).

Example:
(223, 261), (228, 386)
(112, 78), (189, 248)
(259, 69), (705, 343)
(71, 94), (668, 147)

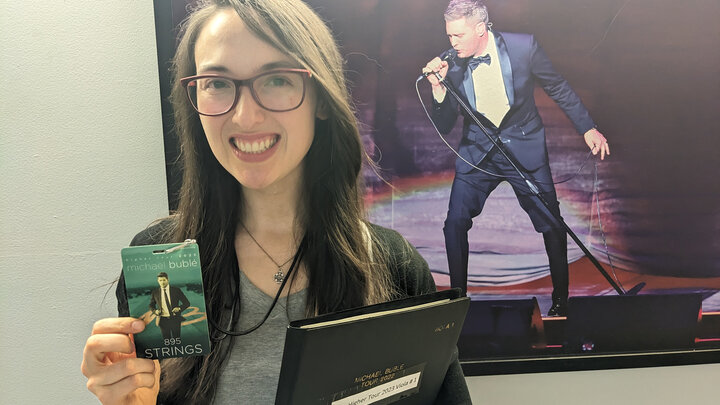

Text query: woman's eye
(198, 78), (232, 92)
(207, 79), (231, 89)
(263, 75), (293, 88)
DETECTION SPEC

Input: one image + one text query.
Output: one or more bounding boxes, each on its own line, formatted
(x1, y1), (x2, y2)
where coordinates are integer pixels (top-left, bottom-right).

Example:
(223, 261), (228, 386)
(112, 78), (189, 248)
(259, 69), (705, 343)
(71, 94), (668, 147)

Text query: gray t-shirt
(214, 271), (307, 404)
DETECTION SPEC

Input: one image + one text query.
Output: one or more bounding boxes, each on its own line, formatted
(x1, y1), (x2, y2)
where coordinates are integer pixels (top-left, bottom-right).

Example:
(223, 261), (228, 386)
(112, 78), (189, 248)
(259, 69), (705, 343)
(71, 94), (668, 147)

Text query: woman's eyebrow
(196, 64), (231, 74)
(196, 60), (299, 75)
(259, 61), (298, 71)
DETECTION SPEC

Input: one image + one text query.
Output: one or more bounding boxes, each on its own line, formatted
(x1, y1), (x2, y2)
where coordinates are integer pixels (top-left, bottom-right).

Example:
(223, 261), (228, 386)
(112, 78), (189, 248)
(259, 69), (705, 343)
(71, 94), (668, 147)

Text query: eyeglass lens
(187, 71), (306, 115)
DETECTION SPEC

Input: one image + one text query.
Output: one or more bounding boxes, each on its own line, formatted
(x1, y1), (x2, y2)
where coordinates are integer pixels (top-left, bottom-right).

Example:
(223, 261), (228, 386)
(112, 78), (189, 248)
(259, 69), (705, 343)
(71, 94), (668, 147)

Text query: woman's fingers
(84, 332), (136, 367)
(82, 318), (144, 385)
(90, 373), (158, 405)
(97, 358), (156, 387)
(82, 318), (159, 404)
(91, 317), (145, 335)
(86, 358), (157, 396)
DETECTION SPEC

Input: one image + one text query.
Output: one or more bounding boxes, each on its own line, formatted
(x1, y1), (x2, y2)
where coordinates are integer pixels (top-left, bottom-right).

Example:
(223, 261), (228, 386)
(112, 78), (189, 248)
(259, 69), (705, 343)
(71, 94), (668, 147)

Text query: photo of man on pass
(149, 271), (190, 340)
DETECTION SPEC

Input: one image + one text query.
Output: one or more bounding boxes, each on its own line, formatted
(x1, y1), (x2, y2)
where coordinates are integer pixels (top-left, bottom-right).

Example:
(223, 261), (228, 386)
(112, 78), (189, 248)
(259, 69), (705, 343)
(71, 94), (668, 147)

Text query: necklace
(240, 222), (295, 284)
(210, 235), (306, 340)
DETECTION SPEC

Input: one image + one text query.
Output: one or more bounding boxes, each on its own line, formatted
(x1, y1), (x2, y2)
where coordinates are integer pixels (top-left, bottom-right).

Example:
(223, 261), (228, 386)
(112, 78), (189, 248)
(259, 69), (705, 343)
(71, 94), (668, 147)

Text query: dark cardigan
(116, 221), (471, 404)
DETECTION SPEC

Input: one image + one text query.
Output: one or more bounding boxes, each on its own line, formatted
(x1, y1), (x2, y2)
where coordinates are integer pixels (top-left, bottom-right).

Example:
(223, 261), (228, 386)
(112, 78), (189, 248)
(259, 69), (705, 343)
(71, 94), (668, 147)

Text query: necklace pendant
(273, 267), (285, 284)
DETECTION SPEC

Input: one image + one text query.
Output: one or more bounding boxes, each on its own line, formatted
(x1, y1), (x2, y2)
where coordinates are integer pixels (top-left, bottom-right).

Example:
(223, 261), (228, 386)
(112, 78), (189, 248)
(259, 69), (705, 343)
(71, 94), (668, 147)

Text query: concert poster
(153, 0), (720, 372)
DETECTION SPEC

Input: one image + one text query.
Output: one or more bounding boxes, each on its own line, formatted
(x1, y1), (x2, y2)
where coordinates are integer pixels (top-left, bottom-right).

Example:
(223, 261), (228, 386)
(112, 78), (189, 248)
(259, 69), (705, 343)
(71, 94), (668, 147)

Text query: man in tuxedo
(422, 0), (609, 316)
(149, 272), (190, 340)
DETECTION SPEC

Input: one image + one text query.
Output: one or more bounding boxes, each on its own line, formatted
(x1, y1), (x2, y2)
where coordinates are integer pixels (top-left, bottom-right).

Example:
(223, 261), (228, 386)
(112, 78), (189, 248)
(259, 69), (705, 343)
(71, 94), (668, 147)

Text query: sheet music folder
(275, 288), (470, 405)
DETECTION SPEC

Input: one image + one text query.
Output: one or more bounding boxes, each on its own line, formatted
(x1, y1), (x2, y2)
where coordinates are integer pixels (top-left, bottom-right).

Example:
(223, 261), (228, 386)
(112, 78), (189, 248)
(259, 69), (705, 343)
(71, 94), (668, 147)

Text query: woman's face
(193, 9), (322, 192)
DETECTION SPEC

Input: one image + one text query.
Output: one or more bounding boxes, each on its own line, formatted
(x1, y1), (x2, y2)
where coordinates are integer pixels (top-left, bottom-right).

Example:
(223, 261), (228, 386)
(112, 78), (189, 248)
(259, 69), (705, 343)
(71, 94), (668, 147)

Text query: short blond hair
(444, 0), (489, 25)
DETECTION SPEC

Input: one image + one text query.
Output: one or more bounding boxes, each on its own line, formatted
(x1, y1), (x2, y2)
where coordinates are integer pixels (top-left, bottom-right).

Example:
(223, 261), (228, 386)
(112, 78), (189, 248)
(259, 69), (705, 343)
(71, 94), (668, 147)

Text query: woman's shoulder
(367, 223), (437, 296)
(367, 223), (419, 263)
(129, 216), (178, 246)
(367, 223), (407, 248)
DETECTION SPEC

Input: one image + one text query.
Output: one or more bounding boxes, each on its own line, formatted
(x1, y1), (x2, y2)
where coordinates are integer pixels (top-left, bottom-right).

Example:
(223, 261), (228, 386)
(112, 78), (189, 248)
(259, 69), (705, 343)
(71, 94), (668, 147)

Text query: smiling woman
(189, 8), (320, 191)
(79, 0), (470, 404)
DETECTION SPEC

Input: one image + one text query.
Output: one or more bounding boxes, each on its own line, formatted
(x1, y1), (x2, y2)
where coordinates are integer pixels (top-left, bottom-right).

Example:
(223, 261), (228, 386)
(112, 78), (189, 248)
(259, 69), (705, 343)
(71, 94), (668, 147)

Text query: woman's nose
(231, 86), (265, 129)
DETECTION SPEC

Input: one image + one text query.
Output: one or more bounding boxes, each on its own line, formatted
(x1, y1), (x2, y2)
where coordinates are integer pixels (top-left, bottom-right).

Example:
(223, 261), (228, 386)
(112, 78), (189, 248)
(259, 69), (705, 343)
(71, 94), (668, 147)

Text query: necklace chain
(240, 222), (295, 284)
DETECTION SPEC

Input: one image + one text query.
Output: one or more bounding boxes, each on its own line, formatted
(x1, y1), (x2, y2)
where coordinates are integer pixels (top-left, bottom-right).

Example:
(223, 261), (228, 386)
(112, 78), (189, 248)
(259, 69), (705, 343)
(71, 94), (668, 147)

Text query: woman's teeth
(234, 137), (277, 154)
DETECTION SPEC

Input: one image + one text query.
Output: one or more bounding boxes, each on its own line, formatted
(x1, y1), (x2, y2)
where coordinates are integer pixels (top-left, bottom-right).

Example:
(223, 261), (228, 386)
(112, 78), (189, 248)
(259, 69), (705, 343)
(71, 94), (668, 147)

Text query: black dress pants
(443, 150), (567, 300)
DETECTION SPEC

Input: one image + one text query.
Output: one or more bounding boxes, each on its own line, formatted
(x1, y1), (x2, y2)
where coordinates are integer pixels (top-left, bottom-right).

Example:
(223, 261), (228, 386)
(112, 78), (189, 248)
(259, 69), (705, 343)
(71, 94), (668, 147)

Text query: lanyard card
(121, 240), (211, 360)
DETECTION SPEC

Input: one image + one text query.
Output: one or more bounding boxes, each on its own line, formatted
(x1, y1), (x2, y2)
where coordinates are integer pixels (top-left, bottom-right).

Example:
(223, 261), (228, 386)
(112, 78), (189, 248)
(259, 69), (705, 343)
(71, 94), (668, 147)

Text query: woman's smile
(229, 133), (280, 162)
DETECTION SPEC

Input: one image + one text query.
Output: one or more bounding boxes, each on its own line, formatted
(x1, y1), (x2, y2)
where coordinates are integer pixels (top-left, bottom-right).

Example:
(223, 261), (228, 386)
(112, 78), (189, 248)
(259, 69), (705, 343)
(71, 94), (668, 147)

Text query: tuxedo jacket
(432, 31), (595, 173)
(149, 285), (190, 318)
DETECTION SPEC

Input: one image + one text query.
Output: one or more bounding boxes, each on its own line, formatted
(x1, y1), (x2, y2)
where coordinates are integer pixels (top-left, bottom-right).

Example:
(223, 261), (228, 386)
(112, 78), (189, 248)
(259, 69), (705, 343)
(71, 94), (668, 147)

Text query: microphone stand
(430, 73), (644, 296)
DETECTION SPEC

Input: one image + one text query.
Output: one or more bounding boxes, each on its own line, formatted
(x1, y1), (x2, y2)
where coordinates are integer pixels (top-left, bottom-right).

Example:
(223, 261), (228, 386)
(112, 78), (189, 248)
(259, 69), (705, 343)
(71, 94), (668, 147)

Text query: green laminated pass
(121, 241), (211, 360)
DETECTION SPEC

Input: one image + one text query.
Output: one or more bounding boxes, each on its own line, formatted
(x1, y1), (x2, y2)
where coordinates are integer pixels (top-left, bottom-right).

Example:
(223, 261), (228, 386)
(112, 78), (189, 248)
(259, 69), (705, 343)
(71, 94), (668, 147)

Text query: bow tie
(468, 54), (491, 70)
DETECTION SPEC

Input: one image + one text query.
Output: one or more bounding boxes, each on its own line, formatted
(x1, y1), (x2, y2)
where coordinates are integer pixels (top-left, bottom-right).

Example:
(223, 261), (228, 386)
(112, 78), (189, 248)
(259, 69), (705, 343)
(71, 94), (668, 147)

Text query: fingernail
(132, 320), (144, 332)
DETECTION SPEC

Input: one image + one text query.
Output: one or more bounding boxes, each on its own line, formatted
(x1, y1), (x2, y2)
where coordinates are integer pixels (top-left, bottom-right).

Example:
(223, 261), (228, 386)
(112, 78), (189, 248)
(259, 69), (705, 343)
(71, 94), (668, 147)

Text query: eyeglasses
(180, 68), (312, 116)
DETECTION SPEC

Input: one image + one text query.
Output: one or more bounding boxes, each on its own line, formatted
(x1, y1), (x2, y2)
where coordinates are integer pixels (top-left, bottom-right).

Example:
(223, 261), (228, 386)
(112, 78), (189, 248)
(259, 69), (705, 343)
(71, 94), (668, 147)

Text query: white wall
(467, 363), (720, 405)
(0, 1), (718, 404)
(0, 2), (168, 403)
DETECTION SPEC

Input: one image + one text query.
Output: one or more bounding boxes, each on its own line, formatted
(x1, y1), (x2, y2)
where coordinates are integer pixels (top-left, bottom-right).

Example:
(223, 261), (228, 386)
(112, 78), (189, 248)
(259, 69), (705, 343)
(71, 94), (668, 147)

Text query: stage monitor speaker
(565, 293), (702, 353)
(458, 297), (545, 359)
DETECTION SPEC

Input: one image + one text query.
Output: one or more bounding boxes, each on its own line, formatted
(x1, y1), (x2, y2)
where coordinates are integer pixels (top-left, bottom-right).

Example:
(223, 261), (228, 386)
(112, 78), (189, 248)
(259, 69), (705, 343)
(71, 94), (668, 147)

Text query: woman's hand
(81, 318), (160, 404)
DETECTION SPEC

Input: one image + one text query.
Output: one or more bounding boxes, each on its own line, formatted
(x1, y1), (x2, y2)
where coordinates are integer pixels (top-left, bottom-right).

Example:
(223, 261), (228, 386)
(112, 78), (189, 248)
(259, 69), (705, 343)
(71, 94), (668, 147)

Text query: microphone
(441, 48), (457, 62)
(418, 49), (457, 82)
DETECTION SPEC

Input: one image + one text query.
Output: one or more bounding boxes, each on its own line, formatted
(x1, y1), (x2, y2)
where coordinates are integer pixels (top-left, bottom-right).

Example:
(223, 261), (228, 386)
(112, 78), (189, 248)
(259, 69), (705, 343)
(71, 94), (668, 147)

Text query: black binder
(275, 289), (470, 404)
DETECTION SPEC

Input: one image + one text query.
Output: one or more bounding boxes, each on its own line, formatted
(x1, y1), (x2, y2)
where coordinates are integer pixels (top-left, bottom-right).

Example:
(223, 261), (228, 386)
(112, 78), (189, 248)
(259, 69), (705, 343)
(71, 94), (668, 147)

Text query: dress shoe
(547, 299), (567, 317)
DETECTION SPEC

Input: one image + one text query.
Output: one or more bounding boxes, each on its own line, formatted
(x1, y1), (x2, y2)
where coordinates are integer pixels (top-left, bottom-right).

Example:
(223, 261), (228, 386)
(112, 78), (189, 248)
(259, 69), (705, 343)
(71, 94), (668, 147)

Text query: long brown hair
(157, 0), (396, 402)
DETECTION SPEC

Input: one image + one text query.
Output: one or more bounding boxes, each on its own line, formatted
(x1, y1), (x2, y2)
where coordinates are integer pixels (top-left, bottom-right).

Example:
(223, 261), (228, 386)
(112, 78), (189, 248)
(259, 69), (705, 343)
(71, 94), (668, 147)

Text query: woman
(81, 0), (470, 403)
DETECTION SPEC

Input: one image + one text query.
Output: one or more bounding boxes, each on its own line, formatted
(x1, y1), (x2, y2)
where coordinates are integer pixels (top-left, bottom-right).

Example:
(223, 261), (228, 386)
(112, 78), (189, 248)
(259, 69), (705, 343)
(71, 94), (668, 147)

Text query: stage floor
(436, 256), (720, 315)
(367, 172), (720, 314)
